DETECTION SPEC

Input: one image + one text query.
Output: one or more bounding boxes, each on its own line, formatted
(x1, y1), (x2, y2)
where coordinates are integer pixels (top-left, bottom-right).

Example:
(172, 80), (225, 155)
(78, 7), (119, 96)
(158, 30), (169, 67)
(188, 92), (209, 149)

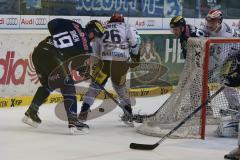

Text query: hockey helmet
(206, 10), (223, 24)
(85, 20), (105, 38)
(170, 16), (186, 28)
(109, 12), (124, 23)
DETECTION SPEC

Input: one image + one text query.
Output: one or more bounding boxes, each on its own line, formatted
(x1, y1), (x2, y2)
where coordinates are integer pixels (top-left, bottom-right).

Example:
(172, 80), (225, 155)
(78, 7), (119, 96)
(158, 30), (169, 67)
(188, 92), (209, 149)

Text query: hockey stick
(133, 50), (240, 123)
(132, 59), (221, 122)
(129, 86), (225, 150)
(89, 75), (133, 118)
(132, 93), (175, 123)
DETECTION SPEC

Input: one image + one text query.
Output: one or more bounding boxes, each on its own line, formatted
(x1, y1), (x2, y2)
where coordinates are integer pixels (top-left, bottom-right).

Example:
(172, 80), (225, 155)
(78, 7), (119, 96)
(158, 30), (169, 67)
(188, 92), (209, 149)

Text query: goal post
(200, 38), (240, 139)
(137, 38), (240, 139)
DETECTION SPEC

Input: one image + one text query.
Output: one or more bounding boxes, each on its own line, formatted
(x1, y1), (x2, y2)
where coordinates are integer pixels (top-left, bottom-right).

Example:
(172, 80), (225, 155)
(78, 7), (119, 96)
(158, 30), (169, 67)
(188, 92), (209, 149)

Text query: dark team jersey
(48, 18), (92, 60)
(180, 24), (208, 59)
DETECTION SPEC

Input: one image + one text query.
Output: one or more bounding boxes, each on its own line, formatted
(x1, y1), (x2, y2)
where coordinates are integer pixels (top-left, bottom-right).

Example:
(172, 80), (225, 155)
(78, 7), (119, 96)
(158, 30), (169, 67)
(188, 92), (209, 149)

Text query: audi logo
(6, 18), (18, 25)
(35, 18), (47, 25)
(72, 19), (82, 24)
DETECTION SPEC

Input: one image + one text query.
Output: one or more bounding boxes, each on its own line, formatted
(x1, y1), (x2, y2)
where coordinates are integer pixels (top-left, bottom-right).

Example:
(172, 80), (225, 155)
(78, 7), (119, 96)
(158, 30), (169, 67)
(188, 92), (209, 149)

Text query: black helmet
(85, 20), (105, 38)
(170, 16), (186, 28)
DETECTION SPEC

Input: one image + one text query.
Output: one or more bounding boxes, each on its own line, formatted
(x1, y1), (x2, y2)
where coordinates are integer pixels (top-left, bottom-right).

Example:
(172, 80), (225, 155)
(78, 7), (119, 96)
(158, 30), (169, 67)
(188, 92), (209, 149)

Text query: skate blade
(224, 155), (238, 160)
(69, 127), (89, 135)
(22, 116), (40, 128)
(122, 120), (135, 128)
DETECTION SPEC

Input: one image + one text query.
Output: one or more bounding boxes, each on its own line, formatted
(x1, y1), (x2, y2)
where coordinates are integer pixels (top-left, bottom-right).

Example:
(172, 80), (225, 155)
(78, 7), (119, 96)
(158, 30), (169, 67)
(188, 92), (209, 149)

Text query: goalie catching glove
(223, 52), (240, 87)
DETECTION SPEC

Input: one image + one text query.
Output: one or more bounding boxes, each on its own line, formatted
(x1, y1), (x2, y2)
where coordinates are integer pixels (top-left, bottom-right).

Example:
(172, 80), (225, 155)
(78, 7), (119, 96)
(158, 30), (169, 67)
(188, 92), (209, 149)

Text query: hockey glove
(91, 63), (108, 85)
(224, 58), (240, 87)
(129, 50), (140, 68)
(76, 65), (90, 78)
(224, 72), (240, 87)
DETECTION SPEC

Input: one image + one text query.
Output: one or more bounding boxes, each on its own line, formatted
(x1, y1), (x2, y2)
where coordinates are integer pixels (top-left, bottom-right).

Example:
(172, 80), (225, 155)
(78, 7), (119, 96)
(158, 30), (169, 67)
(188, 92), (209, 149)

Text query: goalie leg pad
(215, 116), (238, 137)
(223, 87), (240, 110)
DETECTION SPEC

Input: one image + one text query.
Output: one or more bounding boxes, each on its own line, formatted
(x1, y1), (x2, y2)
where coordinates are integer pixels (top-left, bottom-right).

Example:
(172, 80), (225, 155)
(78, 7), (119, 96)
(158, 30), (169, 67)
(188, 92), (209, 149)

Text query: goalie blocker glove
(225, 73), (240, 87)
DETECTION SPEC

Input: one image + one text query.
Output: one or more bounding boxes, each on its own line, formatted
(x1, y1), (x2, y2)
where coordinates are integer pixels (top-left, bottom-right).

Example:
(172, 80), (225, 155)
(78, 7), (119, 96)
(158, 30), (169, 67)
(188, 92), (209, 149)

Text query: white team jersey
(205, 22), (236, 38)
(91, 22), (141, 61)
(206, 22), (238, 72)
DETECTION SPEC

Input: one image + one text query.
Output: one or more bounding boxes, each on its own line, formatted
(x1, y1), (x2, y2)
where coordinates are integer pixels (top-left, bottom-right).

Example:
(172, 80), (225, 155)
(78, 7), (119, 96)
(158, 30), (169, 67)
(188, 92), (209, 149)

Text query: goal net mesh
(137, 38), (240, 138)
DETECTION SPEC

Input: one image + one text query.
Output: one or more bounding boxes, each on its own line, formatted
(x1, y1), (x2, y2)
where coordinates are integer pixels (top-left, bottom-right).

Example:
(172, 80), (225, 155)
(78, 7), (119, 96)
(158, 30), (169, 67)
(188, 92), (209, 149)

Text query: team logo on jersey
(131, 40), (168, 86)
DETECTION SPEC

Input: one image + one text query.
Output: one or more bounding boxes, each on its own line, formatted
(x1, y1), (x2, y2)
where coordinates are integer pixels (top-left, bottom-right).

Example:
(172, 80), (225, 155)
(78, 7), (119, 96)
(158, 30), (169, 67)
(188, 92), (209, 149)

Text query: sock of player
(30, 86), (51, 110)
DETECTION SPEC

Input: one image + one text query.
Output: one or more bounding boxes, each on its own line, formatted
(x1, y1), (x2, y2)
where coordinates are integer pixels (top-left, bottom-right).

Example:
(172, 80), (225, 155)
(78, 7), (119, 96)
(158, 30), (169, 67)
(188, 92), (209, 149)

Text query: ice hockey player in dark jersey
(22, 18), (105, 134)
(170, 16), (208, 59)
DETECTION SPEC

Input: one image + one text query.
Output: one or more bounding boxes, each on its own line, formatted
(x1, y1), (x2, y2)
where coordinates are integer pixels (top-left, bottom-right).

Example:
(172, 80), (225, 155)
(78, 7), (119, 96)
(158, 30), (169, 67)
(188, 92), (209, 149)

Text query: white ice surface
(0, 95), (237, 160)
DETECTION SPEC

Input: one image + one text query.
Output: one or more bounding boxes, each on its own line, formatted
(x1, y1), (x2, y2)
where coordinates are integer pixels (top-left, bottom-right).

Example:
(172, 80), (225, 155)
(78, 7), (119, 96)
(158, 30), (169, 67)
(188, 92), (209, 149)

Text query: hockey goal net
(137, 38), (240, 139)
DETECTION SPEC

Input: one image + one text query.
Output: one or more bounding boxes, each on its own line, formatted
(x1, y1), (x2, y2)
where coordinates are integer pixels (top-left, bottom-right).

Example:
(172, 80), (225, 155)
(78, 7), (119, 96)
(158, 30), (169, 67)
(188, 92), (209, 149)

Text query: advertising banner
(130, 34), (185, 88)
(49, 16), (91, 27)
(19, 15), (49, 29)
(0, 32), (183, 97)
(0, 14), (239, 30)
(0, 33), (47, 96)
(0, 15), (20, 29)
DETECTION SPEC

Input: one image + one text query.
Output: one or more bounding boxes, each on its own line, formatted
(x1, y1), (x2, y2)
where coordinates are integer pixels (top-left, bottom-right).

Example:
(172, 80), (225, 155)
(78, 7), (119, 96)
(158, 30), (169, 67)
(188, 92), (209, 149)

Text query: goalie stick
(129, 86), (225, 150)
(220, 108), (239, 116)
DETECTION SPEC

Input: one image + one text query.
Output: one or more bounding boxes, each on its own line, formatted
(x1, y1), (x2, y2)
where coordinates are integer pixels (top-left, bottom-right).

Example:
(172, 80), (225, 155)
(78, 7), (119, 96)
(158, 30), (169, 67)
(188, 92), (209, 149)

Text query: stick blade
(129, 143), (158, 150)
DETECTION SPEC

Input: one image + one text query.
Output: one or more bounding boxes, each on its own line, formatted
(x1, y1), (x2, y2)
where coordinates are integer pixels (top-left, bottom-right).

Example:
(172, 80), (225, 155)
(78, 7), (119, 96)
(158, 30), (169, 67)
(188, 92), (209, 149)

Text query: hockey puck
(99, 108), (105, 112)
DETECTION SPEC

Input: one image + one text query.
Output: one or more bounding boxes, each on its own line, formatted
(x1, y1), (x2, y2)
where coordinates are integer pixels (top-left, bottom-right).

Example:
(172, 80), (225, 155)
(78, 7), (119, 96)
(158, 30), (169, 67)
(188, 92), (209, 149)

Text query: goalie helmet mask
(206, 10), (223, 24)
(85, 20), (105, 39)
(109, 12), (124, 23)
(170, 16), (186, 28)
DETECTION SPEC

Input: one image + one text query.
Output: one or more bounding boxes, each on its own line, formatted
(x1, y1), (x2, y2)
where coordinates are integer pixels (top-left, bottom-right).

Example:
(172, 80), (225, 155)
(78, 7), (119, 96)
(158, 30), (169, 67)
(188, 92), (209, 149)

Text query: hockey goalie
(223, 53), (240, 159)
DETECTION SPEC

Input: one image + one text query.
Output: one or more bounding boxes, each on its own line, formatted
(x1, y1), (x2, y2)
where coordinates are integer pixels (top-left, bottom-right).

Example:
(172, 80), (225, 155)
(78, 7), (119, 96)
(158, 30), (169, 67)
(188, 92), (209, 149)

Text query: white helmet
(205, 10), (223, 24)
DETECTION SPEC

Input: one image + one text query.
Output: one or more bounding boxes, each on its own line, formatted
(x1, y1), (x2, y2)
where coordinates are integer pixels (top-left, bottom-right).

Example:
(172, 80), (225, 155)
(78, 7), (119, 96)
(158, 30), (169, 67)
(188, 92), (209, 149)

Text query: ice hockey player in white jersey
(78, 12), (141, 127)
(204, 10), (237, 37)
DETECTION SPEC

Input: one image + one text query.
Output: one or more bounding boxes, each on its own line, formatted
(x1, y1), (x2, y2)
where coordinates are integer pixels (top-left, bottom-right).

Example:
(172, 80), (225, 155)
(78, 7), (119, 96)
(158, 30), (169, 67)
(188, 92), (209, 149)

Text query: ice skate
(68, 116), (89, 135)
(78, 103), (90, 122)
(120, 105), (134, 127)
(22, 107), (41, 128)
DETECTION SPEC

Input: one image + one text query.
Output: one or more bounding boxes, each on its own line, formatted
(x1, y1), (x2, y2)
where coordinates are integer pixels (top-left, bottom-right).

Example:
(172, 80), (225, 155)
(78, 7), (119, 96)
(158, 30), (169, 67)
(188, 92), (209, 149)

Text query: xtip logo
(6, 18), (18, 25)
